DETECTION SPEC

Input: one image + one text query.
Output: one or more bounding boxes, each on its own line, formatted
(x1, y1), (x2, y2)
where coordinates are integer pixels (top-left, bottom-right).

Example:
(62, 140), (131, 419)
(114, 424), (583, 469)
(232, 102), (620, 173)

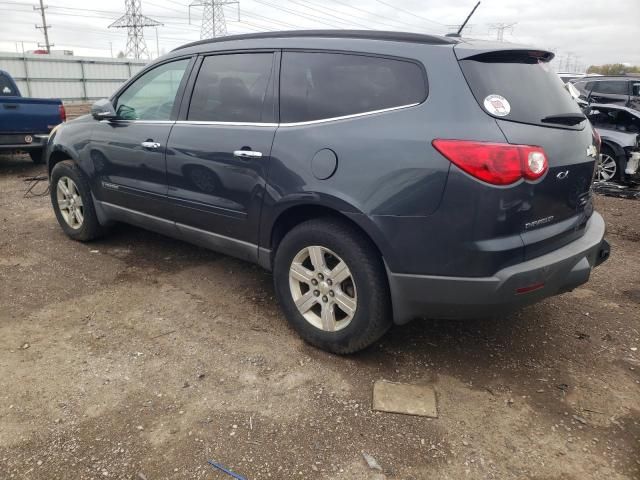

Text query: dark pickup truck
(0, 69), (65, 163)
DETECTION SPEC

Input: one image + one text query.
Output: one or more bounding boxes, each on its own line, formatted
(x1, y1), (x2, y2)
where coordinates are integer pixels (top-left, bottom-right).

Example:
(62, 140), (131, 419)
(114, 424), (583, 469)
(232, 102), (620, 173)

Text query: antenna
(109, 0), (163, 59)
(457, 1), (481, 36)
(189, 0), (240, 40)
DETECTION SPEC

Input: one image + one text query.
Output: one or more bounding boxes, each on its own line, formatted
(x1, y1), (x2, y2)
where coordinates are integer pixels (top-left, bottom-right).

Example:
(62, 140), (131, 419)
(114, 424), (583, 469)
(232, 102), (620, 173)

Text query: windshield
(459, 51), (584, 129)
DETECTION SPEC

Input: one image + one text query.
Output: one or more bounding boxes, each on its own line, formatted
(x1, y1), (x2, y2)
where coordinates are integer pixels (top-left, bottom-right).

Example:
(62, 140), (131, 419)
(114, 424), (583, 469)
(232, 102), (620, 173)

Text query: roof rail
(172, 30), (457, 52)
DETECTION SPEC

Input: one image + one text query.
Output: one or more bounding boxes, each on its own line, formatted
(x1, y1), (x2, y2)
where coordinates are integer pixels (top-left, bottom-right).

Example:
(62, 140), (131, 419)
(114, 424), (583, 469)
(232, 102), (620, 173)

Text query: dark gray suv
(46, 30), (610, 353)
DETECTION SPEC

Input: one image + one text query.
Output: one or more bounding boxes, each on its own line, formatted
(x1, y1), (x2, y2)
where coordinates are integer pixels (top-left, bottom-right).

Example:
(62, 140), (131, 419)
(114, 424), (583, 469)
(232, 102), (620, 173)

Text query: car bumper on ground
(387, 212), (609, 324)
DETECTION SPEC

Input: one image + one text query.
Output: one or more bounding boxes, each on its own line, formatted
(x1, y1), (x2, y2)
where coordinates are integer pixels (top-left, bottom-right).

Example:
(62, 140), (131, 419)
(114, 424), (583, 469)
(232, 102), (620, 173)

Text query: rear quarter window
(280, 52), (427, 123)
(459, 51), (584, 128)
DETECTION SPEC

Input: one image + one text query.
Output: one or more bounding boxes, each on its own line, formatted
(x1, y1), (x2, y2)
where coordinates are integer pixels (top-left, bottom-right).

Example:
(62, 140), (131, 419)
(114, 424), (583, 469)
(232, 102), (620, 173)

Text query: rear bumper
(387, 212), (609, 324)
(0, 134), (48, 152)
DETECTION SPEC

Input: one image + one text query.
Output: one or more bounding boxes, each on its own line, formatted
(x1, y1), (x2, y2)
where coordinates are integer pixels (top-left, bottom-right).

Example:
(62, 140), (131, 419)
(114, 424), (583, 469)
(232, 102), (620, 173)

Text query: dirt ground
(0, 154), (639, 480)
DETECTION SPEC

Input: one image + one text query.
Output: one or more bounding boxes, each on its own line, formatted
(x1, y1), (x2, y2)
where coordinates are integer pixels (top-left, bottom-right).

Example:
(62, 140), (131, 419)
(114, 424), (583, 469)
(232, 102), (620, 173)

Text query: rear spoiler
(454, 39), (554, 62)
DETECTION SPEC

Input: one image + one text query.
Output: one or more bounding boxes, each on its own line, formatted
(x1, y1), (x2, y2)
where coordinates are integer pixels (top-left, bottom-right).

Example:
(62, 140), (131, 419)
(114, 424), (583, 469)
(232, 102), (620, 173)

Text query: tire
(273, 217), (392, 354)
(29, 150), (44, 164)
(50, 160), (106, 242)
(597, 145), (626, 183)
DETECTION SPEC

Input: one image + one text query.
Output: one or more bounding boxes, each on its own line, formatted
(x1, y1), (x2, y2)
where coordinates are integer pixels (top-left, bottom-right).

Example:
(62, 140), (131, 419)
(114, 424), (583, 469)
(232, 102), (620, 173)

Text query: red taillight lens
(432, 139), (548, 186)
(59, 104), (67, 123)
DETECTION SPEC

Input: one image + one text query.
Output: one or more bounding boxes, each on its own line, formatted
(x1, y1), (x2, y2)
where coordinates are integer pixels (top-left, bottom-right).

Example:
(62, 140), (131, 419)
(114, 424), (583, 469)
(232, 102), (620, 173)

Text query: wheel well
(48, 151), (72, 176)
(269, 205), (384, 266)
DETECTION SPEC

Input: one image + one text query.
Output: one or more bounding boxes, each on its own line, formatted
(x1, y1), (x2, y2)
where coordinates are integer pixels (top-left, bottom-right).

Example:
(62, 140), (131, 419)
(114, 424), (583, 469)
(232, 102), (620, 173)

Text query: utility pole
(488, 22), (516, 42)
(109, 0), (162, 60)
(34, 0), (52, 53)
(190, 0), (239, 39)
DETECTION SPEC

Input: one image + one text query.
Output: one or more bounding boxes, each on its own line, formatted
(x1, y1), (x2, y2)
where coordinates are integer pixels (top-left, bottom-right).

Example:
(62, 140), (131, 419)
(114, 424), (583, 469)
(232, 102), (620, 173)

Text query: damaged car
(586, 104), (640, 183)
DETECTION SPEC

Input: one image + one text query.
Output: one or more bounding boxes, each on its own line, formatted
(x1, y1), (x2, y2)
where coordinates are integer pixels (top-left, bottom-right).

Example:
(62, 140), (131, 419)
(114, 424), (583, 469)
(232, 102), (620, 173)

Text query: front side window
(280, 52), (427, 123)
(591, 81), (628, 95)
(115, 59), (190, 121)
(632, 82), (640, 96)
(187, 53), (275, 123)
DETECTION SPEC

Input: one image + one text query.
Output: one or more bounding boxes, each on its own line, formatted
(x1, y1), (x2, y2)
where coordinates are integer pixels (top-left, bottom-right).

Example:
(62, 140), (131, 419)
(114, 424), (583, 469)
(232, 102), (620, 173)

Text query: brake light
(59, 104), (67, 123)
(432, 139), (548, 186)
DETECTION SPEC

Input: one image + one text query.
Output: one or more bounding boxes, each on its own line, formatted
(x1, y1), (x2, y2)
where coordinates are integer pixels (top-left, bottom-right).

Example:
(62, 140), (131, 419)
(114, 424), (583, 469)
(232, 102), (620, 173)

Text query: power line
(373, 0), (446, 29)
(33, 0), (52, 53)
(488, 22), (516, 42)
(109, 0), (163, 59)
(190, 0), (239, 39)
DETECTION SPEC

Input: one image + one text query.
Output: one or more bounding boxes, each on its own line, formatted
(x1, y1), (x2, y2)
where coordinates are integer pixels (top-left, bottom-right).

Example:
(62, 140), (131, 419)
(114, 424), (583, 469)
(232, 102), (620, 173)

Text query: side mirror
(91, 98), (117, 120)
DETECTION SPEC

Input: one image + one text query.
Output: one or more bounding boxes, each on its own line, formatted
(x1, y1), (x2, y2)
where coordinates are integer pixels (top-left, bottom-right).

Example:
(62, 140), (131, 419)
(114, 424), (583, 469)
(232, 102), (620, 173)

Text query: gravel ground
(0, 154), (639, 480)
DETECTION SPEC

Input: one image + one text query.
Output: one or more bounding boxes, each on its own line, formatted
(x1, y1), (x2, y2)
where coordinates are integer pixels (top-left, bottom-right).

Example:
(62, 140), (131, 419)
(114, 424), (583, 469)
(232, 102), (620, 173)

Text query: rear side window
(459, 51), (584, 128)
(188, 53), (275, 123)
(633, 82), (640, 96)
(280, 52), (427, 123)
(0, 74), (16, 96)
(591, 81), (628, 95)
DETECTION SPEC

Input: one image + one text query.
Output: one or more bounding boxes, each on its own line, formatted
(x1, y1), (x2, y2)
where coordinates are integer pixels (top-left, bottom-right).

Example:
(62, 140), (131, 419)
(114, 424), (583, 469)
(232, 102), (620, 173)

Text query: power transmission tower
(190, 0), (240, 39)
(34, 0), (52, 53)
(109, 0), (162, 59)
(488, 22), (516, 42)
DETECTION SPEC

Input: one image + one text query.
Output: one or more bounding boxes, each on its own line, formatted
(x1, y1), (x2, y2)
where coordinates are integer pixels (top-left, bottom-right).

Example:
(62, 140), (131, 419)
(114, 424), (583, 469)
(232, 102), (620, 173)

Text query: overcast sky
(1, 0), (638, 70)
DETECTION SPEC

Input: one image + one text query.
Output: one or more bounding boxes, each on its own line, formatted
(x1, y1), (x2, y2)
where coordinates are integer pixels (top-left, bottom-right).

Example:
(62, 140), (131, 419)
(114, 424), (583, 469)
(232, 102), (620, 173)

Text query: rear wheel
(273, 217), (391, 354)
(50, 160), (106, 241)
(29, 150), (44, 164)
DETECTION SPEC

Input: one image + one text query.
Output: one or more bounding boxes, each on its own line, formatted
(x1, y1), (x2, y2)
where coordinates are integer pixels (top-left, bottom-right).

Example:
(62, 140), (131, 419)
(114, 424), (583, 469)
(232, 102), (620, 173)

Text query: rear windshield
(459, 51), (584, 128)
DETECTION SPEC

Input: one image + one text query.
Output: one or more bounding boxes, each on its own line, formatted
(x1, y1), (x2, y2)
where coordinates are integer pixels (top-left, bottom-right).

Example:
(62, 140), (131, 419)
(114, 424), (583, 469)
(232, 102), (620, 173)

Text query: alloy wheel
(288, 246), (357, 332)
(596, 153), (617, 182)
(56, 176), (84, 229)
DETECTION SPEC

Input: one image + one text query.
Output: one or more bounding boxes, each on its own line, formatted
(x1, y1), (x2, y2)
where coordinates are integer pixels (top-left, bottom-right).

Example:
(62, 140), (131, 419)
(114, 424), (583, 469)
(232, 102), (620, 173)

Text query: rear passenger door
(165, 51), (278, 256)
(589, 80), (629, 106)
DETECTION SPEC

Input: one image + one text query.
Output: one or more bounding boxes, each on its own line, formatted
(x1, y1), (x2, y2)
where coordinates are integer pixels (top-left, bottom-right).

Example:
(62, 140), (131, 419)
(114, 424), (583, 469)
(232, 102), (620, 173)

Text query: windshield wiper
(541, 113), (586, 126)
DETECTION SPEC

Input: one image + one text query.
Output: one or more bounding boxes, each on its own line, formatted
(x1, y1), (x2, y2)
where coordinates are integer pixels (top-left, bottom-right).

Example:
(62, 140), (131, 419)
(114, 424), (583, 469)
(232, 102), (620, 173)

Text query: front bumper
(387, 212), (609, 324)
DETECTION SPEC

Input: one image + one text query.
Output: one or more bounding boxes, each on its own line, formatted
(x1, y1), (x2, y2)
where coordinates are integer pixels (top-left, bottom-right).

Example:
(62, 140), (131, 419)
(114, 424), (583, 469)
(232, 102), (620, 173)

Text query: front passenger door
(166, 52), (278, 255)
(90, 58), (192, 218)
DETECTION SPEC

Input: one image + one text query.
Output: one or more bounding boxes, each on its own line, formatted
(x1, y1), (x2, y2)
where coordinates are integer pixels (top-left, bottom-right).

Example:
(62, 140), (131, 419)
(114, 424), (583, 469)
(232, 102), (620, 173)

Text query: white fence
(0, 53), (147, 101)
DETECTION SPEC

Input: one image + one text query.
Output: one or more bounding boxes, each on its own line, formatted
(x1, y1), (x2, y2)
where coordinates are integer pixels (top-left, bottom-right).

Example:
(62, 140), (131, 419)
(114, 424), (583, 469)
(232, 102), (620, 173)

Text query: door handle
(141, 141), (161, 150)
(233, 150), (262, 158)
(3, 104), (18, 109)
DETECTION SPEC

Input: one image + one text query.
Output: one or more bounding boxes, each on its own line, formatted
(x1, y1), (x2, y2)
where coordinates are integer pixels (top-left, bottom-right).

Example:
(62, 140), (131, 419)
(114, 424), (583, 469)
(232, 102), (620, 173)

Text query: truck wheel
(273, 217), (392, 354)
(29, 150), (44, 164)
(50, 160), (106, 242)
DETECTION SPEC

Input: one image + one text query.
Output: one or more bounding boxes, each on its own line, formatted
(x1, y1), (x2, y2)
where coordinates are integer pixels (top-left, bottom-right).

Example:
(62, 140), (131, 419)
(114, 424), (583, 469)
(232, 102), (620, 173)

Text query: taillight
(432, 139), (548, 186)
(59, 104), (67, 123)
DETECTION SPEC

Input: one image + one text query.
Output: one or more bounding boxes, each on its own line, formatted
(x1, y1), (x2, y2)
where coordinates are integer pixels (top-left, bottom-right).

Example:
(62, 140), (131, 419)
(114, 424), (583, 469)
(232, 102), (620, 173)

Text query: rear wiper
(541, 113), (586, 126)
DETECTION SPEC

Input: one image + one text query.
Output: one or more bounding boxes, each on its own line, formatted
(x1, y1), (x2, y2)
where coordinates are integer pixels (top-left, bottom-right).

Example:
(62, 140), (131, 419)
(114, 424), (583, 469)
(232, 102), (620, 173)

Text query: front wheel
(50, 160), (106, 241)
(273, 218), (392, 354)
(596, 146), (625, 183)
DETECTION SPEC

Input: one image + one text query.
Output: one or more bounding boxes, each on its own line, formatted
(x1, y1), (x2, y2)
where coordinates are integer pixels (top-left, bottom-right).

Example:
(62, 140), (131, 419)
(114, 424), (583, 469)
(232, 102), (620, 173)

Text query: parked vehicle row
(572, 75), (640, 111)
(0, 69), (65, 163)
(43, 31), (609, 353)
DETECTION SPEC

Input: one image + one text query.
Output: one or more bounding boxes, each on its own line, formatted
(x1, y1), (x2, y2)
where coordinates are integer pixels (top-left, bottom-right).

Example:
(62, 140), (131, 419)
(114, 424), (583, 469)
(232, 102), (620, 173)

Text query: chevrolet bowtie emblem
(586, 145), (598, 158)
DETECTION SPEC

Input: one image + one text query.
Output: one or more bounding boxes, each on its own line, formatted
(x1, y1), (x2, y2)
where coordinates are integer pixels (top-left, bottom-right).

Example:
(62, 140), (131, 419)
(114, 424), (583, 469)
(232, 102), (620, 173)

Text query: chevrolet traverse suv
(46, 31), (610, 353)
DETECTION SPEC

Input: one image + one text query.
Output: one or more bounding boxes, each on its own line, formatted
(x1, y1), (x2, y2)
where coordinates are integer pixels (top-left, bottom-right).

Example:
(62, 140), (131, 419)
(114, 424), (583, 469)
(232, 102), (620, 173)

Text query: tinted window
(280, 52), (426, 123)
(0, 74), (16, 96)
(632, 82), (640, 96)
(116, 59), (189, 121)
(459, 51), (583, 128)
(591, 81), (628, 95)
(188, 53), (274, 123)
